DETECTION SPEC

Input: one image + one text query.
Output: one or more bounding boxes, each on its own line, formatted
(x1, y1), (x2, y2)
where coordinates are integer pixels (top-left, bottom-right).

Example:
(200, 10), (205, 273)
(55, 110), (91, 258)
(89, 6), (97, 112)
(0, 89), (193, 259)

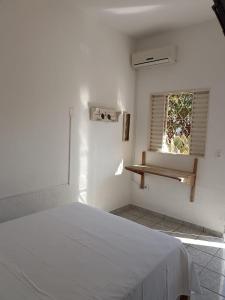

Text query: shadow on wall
(0, 84), (129, 222)
(74, 84), (129, 210)
(0, 80), (131, 222)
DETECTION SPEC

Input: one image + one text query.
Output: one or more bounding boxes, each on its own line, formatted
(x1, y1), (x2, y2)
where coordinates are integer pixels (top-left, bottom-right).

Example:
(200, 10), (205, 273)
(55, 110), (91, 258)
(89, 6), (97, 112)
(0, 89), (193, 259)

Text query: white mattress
(0, 202), (201, 300)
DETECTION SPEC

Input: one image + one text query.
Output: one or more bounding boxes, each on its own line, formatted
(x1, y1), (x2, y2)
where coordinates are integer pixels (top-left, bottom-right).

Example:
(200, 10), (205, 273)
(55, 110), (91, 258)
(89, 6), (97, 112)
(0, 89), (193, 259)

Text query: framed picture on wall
(122, 112), (131, 142)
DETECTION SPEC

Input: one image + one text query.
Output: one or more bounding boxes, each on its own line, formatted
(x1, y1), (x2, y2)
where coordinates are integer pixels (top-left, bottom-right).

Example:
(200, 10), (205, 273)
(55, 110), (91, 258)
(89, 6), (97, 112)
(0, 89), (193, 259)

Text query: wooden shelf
(125, 152), (198, 202)
(125, 164), (196, 184)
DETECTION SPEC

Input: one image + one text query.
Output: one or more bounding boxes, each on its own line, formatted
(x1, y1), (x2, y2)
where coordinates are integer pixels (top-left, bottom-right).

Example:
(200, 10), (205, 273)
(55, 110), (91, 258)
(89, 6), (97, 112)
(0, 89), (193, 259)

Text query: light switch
(215, 149), (222, 158)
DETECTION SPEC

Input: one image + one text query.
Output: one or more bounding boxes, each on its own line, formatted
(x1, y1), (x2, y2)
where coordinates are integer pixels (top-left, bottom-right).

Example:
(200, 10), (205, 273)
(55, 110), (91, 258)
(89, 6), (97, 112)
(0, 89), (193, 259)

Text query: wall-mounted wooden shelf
(125, 152), (198, 202)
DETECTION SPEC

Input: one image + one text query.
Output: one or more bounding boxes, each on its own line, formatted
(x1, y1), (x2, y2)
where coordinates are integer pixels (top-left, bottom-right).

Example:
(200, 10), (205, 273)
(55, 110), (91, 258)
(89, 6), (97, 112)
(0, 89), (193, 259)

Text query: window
(149, 90), (209, 156)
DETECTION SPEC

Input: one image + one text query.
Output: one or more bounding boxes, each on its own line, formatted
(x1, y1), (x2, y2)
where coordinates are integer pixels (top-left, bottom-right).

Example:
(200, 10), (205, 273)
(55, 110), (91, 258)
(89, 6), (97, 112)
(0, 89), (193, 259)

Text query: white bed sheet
(0, 202), (201, 300)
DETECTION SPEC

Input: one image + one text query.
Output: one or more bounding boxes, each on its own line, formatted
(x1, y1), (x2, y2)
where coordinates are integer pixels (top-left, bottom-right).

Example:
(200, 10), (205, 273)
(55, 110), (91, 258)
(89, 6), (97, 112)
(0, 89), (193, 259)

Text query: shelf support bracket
(190, 158), (198, 202)
(140, 151), (146, 189)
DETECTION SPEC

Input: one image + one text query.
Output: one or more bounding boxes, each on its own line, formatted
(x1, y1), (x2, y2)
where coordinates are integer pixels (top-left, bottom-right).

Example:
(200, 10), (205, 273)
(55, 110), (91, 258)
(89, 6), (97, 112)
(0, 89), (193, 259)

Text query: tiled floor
(112, 206), (225, 300)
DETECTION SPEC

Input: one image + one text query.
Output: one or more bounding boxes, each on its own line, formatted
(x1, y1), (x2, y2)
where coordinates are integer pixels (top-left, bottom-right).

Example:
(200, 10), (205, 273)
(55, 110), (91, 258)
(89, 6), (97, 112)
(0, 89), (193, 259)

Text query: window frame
(149, 89), (210, 157)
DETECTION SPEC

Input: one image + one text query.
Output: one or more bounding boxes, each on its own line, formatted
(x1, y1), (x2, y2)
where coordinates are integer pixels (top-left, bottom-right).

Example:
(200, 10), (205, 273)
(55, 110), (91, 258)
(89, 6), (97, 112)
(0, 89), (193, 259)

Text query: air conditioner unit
(132, 45), (176, 69)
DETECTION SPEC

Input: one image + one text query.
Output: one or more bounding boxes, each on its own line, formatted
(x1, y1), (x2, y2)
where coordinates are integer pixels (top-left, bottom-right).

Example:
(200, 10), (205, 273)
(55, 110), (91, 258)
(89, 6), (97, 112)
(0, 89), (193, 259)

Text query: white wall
(132, 20), (225, 233)
(0, 0), (135, 221)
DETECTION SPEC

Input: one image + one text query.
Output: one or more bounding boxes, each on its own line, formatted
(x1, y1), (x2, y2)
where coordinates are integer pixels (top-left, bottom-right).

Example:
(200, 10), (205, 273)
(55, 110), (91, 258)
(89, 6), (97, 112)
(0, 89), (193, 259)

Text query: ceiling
(78, 0), (216, 38)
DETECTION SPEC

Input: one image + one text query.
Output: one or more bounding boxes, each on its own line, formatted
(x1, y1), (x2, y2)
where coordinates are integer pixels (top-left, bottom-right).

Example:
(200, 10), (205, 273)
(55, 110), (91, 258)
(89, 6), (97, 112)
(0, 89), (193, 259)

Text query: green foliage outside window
(164, 93), (193, 155)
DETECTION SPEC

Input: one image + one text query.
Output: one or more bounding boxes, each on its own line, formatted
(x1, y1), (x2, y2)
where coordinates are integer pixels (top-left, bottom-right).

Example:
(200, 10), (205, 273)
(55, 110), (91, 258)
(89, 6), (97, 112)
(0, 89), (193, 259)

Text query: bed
(0, 202), (200, 300)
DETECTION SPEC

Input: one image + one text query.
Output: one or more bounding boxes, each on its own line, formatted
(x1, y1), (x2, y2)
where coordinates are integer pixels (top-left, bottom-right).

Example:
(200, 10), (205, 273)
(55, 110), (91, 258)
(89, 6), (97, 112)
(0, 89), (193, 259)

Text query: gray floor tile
(112, 212), (120, 216)
(150, 219), (181, 232)
(135, 217), (158, 227)
(194, 263), (204, 276)
(119, 212), (140, 221)
(187, 246), (213, 267)
(138, 214), (163, 225)
(162, 232), (201, 251)
(200, 269), (225, 297)
(198, 236), (224, 243)
(216, 249), (225, 260)
(115, 207), (225, 299)
(176, 225), (204, 236)
(191, 244), (219, 256)
(206, 257), (225, 276)
(167, 231), (200, 240)
(191, 287), (225, 299)
(125, 208), (146, 218)
(164, 215), (184, 225)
